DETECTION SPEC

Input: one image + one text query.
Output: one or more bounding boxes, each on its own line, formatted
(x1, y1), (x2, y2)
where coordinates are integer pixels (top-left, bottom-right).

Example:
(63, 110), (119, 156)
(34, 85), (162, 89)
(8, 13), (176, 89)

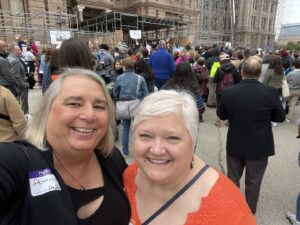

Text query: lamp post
(230, 0), (236, 49)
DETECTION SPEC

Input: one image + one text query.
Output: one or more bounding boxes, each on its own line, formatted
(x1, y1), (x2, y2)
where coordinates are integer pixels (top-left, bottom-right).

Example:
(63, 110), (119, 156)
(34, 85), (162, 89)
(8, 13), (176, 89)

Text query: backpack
(220, 73), (234, 91)
(210, 61), (220, 78)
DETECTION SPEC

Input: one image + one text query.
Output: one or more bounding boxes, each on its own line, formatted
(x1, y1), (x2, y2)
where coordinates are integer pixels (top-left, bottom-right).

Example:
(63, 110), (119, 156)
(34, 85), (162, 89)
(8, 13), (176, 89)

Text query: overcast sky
(285, 0), (300, 24)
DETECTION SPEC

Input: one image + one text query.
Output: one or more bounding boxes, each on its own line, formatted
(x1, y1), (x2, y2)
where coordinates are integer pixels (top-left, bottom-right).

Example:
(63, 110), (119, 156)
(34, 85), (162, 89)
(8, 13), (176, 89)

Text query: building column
(73, 5), (85, 22)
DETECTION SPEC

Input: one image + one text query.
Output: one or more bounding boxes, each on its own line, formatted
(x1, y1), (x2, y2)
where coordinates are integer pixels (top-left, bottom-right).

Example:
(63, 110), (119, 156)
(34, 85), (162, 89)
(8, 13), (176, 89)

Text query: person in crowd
(193, 56), (209, 103)
(173, 50), (179, 62)
(286, 119), (300, 225)
(134, 59), (155, 93)
(114, 47), (120, 58)
(42, 48), (52, 94)
(281, 49), (293, 75)
(128, 48), (138, 61)
(140, 48), (149, 62)
(163, 62), (205, 122)
(260, 54), (272, 82)
(0, 84), (27, 141)
(29, 38), (38, 55)
(175, 48), (189, 65)
(286, 59), (300, 123)
(231, 50), (244, 72)
(202, 46), (211, 61)
(148, 40), (176, 89)
(48, 48), (61, 82)
(38, 49), (46, 87)
(113, 57), (148, 156)
(205, 47), (221, 108)
(213, 53), (241, 127)
(0, 40), (18, 97)
(109, 60), (123, 83)
(123, 90), (257, 225)
(59, 38), (93, 71)
(115, 43), (129, 61)
(96, 43), (115, 79)
(262, 54), (284, 95)
(23, 46), (36, 75)
(0, 68), (131, 225)
(7, 44), (29, 114)
(238, 48), (251, 73)
(217, 56), (285, 214)
(187, 48), (196, 64)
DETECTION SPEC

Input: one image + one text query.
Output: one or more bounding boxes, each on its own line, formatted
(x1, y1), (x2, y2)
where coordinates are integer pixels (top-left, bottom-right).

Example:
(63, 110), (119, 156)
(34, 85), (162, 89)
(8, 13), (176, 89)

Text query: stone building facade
(0, 0), (278, 50)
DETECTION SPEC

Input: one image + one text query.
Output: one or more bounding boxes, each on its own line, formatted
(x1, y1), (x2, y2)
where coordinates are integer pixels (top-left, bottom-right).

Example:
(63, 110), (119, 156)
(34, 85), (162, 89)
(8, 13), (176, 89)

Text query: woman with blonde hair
(0, 68), (131, 225)
(175, 48), (189, 65)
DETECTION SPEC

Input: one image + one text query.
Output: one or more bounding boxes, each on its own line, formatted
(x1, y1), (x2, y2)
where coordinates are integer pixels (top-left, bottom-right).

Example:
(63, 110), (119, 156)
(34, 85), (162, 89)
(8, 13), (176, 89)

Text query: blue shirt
(149, 48), (175, 80)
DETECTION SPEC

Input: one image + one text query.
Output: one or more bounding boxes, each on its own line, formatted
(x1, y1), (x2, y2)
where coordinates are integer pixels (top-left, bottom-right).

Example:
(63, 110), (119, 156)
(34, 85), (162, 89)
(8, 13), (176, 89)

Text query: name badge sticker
(29, 168), (61, 197)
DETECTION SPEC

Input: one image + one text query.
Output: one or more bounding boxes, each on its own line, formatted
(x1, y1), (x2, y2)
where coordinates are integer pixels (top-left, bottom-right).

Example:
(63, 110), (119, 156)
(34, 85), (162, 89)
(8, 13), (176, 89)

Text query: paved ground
(29, 87), (300, 225)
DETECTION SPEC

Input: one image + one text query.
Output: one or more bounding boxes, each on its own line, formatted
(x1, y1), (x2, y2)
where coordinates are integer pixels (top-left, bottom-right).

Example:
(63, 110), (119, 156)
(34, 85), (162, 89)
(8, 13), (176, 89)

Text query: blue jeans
(121, 119), (131, 155)
(297, 192), (300, 221)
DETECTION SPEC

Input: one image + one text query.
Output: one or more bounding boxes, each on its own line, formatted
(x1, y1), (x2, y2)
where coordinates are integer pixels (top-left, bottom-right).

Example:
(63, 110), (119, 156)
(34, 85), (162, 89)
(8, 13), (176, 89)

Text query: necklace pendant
(80, 186), (86, 191)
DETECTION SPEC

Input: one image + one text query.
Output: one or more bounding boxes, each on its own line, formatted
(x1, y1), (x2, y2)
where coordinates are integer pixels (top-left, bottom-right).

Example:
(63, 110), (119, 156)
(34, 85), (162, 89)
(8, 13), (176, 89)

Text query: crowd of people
(0, 36), (300, 224)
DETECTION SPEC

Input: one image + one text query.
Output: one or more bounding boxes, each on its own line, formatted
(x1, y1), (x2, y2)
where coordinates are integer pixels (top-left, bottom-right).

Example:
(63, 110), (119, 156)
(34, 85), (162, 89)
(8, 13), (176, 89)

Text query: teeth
(148, 159), (170, 164)
(73, 127), (94, 133)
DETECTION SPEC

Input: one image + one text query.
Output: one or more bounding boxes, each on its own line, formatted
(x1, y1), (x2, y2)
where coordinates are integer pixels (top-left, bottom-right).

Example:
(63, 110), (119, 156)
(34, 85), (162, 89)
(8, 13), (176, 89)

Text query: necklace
(53, 152), (86, 190)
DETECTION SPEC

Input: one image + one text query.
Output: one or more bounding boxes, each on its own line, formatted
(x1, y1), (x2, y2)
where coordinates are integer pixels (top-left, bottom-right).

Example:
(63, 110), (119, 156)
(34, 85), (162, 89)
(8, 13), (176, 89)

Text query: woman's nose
(150, 139), (166, 154)
(79, 105), (96, 122)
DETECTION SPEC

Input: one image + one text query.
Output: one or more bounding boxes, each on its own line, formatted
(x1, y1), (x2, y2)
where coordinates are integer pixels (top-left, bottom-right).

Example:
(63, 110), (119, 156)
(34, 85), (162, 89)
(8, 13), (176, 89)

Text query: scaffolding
(78, 11), (188, 46)
(0, 10), (77, 45)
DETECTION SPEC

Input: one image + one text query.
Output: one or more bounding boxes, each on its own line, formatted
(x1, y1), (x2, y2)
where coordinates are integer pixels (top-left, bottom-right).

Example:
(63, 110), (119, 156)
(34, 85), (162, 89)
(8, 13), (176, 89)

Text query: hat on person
(220, 53), (230, 61)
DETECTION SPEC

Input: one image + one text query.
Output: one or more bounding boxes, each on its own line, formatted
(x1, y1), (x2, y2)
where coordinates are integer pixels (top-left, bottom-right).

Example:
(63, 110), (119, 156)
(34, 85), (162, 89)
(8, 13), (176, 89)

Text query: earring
(190, 156), (195, 169)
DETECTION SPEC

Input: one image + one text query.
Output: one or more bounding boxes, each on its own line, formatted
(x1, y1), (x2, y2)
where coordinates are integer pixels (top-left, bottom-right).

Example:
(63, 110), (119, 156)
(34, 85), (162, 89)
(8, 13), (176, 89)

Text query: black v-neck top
(68, 164), (128, 225)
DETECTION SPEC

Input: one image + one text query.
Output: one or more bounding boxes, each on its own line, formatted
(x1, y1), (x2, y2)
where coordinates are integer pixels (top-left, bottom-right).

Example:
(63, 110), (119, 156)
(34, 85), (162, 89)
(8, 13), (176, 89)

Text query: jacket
(149, 48), (175, 80)
(193, 63), (209, 95)
(7, 55), (28, 88)
(217, 79), (285, 159)
(213, 62), (241, 95)
(0, 140), (131, 225)
(175, 55), (189, 65)
(286, 69), (300, 90)
(113, 70), (148, 101)
(0, 86), (26, 141)
(262, 69), (284, 89)
(0, 55), (18, 88)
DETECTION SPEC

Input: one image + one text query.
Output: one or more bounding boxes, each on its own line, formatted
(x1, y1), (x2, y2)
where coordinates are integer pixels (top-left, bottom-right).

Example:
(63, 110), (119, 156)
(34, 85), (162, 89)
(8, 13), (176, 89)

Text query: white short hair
(132, 90), (199, 149)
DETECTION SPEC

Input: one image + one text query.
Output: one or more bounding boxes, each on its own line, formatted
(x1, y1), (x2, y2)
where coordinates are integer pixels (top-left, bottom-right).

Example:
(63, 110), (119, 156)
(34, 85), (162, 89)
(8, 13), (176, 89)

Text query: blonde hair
(179, 48), (188, 57)
(23, 68), (116, 155)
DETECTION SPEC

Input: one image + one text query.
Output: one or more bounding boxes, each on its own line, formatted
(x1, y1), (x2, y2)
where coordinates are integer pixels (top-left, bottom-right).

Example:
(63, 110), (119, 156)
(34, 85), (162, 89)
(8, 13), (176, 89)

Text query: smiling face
(46, 76), (109, 155)
(133, 113), (194, 185)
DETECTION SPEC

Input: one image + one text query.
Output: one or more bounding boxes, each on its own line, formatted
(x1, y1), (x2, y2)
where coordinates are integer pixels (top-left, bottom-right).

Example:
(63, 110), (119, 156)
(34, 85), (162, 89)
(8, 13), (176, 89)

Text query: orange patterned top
(123, 163), (257, 225)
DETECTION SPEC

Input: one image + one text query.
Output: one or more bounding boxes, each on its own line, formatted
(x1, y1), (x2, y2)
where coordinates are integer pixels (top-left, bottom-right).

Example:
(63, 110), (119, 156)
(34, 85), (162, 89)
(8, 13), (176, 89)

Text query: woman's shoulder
(0, 140), (39, 173)
(185, 169), (256, 224)
(101, 147), (128, 174)
(209, 171), (247, 203)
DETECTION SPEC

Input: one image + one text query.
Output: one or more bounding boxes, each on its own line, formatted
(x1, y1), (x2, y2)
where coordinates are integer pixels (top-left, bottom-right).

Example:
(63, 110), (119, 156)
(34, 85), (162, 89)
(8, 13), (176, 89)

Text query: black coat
(217, 79), (285, 160)
(0, 140), (130, 225)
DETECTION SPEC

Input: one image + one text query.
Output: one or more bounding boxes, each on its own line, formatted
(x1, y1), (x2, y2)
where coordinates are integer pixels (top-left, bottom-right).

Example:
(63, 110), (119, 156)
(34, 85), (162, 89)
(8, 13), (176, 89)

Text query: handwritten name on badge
(29, 168), (61, 197)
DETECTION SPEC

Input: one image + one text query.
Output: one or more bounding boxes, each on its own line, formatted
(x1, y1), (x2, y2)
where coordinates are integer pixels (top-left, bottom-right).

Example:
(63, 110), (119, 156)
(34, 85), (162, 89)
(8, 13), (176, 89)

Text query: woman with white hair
(124, 90), (256, 225)
(0, 68), (130, 225)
